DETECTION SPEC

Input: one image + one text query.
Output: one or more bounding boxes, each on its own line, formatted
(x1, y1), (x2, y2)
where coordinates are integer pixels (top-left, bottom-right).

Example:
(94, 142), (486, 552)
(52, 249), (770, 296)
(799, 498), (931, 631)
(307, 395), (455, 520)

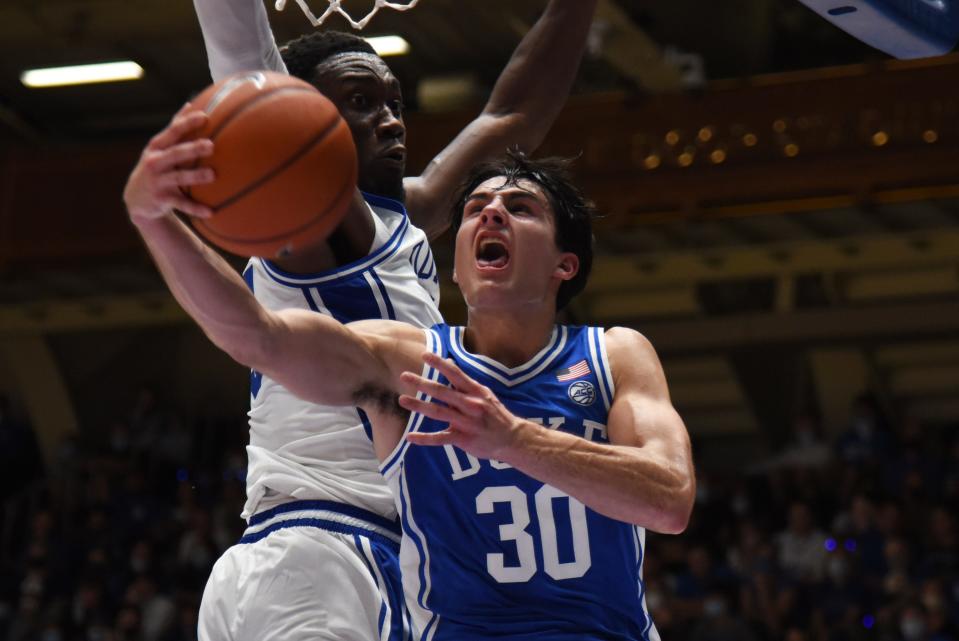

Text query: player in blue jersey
(127, 3), (599, 640)
(126, 148), (696, 640)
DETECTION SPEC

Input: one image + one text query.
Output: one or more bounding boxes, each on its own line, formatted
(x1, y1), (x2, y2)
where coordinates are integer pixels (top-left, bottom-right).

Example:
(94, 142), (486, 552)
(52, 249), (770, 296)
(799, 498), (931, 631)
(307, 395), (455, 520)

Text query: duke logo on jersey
(381, 324), (660, 641)
(409, 240), (439, 297)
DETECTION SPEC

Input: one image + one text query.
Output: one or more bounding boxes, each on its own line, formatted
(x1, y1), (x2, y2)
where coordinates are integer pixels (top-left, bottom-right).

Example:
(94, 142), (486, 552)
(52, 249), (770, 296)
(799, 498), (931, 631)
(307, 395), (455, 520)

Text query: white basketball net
(274, 0), (419, 30)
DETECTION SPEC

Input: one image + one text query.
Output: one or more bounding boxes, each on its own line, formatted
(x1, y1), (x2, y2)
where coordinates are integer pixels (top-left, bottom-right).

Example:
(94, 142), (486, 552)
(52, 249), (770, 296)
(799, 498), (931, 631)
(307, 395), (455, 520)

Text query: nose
(479, 201), (507, 227)
(375, 106), (405, 140)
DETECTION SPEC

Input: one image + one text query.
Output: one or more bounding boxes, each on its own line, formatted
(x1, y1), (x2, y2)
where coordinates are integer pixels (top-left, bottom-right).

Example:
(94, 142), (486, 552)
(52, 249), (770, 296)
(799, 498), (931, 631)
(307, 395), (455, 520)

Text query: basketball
(184, 70), (357, 258)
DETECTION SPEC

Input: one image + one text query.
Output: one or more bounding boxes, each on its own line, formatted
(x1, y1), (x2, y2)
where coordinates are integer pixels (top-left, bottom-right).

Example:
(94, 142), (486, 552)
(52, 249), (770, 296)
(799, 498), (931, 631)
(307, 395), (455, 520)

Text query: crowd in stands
(0, 389), (956, 641)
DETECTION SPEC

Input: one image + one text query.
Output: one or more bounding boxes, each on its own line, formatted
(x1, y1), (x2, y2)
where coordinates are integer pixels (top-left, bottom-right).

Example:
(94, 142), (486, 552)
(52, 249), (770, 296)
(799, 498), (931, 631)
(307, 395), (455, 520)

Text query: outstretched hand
(123, 102), (216, 223)
(399, 352), (526, 461)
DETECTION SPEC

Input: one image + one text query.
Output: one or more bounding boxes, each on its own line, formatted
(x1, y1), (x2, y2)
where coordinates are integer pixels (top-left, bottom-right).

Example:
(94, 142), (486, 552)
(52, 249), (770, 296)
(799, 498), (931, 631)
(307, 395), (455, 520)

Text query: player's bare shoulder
(349, 318), (430, 371)
(603, 326), (669, 396)
(603, 326), (658, 366)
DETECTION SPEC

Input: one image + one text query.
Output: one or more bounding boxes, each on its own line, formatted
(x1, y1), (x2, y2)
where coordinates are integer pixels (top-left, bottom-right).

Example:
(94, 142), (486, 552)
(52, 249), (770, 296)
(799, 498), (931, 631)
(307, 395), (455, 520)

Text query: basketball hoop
(275, 0), (420, 30)
(797, 0), (959, 59)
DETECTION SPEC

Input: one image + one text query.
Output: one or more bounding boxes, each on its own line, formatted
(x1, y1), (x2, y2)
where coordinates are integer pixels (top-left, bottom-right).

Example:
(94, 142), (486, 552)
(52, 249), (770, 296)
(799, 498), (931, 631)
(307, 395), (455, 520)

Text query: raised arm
(193, 0), (287, 81)
(401, 327), (695, 533)
(404, 0), (599, 239)
(122, 106), (417, 414)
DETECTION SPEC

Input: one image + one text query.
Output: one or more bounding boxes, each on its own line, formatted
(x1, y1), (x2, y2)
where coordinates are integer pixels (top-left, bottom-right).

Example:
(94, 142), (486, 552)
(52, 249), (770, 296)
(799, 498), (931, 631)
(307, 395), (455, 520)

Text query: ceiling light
(364, 35), (410, 57)
(21, 61), (144, 88)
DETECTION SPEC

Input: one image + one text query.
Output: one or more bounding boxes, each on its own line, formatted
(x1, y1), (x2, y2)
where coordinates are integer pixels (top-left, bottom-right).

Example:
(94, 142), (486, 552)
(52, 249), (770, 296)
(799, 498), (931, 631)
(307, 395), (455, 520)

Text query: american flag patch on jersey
(555, 359), (591, 382)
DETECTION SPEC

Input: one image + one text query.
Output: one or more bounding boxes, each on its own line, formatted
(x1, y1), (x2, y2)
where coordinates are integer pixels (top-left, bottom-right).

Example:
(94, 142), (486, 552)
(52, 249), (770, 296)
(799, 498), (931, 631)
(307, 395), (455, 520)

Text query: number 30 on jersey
(476, 485), (591, 584)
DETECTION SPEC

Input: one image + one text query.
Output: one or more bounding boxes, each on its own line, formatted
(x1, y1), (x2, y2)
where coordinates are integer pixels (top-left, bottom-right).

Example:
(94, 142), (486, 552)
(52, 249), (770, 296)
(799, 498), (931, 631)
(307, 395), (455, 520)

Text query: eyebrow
(336, 73), (403, 92)
(466, 186), (543, 205)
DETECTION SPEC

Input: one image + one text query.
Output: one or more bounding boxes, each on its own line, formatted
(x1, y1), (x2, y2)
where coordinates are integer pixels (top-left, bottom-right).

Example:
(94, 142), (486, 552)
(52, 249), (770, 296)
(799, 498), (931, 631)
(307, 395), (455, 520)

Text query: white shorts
(198, 500), (409, 641)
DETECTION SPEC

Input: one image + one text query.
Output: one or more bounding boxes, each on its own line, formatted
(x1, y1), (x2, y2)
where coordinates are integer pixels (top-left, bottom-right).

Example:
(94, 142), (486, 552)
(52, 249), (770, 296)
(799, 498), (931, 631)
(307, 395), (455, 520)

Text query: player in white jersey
(241, 194), (440, 523)
(128, 3), (599, 639)
(125, 148), (696, 640)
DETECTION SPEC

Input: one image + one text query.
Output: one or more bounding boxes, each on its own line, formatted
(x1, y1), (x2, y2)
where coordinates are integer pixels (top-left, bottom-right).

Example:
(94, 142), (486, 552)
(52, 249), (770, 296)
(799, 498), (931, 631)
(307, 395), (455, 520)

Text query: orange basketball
(185, 71), (357, 258)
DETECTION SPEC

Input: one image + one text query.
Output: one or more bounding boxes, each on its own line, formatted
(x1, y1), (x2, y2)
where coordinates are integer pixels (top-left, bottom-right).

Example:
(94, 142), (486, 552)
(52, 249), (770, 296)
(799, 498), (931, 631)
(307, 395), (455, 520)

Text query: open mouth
(475, 237), (510, 269)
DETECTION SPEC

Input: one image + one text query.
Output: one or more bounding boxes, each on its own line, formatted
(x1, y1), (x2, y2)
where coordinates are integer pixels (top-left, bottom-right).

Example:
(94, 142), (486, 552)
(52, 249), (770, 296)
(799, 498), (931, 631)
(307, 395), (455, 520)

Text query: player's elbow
(212, 313), (278, 373)
(657, 494), (694, 535)
(648, 475), (696, 535)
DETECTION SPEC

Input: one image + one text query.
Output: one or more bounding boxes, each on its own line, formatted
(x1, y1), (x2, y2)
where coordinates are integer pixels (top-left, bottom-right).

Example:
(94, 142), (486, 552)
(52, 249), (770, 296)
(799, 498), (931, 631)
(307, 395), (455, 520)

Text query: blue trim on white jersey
(241, 265), (264, 398)
(259, 194), (410, 287)
(301, 287), (320, 312)
(361, 191), (406, 214)
(354, 534), (391, 641)
(370, 270), (397, 320)
(238, 516), (398, 547)
(248, 499), (401, 535)
(358, 408), (374, 443)
(315, 277), (387, 323)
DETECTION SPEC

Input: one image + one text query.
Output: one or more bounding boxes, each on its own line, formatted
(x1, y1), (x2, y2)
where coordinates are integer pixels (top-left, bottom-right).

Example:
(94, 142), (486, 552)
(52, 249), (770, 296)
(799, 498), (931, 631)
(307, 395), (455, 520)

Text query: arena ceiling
(0, 0), (887, 140)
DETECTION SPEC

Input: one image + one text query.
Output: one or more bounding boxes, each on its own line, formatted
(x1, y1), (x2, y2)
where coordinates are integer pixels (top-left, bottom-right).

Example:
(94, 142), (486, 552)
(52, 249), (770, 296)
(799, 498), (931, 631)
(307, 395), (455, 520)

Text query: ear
(554, 252), (579, 282)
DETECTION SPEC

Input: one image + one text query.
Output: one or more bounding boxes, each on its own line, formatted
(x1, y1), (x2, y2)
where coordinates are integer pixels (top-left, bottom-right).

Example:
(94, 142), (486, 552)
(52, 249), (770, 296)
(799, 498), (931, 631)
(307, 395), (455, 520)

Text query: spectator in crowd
(777, 501), (828, 583)
(1, 382), (956, 641)
(837, 393), (892, 465)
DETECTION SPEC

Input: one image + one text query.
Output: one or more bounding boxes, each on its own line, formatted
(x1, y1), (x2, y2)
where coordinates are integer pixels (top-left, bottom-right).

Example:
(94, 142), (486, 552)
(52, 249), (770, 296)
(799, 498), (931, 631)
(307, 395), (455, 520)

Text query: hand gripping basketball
(184, 71), (358, 258)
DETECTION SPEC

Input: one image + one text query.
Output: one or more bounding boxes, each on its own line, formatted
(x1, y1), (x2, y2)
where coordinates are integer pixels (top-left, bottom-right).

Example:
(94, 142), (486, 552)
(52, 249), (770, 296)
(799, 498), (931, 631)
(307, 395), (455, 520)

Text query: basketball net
(274, 0), (419, 30)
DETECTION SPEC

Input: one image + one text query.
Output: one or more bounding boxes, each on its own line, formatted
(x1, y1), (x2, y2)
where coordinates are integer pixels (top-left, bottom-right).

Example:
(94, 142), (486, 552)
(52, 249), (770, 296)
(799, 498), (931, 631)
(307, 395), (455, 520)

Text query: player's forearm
(132, 215), (392, 410)
(132, 215), (276, 369)
(499, 422), (695, 533)
(405, 0), (598, 238)
(483, 0), (598, 146)
(193, 0), (287, 80)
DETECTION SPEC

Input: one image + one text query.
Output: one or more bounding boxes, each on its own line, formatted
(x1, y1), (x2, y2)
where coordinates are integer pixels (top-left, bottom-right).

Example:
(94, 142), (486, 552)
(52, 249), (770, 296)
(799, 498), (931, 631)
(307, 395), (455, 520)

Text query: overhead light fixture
(20, 61), (144, 88)
(364, 35), (410, 57)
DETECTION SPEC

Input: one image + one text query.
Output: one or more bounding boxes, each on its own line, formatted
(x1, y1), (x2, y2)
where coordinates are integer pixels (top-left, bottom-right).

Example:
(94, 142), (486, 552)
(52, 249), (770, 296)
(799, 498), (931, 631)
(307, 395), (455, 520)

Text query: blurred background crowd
(0, 385), (955, 641)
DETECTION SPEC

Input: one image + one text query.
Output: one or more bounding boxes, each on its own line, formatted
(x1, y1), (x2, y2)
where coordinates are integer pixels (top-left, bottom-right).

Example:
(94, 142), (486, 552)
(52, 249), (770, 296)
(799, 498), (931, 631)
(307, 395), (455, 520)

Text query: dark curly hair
(451, 149), (595, 311)
(280, 31), (378, 85)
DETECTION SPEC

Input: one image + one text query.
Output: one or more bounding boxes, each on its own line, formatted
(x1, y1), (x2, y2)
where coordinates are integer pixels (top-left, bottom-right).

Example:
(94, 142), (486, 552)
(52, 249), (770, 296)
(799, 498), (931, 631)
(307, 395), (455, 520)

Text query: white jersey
(241, 193), (442, 520)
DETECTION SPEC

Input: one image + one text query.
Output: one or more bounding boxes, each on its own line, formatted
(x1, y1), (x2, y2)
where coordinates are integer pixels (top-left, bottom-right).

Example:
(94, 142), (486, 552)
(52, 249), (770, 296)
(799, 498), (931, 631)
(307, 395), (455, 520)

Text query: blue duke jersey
(241, 193), (443, 521)
(381, 324), (660, 641)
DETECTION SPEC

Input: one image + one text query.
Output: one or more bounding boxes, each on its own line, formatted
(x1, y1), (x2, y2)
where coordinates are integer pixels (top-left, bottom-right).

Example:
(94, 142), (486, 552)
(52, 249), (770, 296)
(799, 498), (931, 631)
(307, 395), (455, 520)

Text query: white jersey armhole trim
(259, 201), (410, 287)
(588, 327), (615, 411)
(380, 328), (442, 477)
